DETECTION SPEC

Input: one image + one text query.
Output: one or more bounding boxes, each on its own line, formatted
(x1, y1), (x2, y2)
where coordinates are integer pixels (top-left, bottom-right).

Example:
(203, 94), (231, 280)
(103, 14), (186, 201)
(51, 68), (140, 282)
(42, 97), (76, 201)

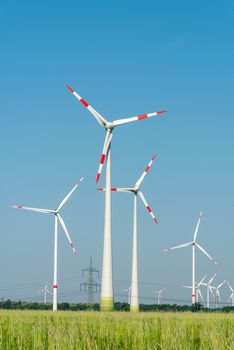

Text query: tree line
(0, 300), (234, 312)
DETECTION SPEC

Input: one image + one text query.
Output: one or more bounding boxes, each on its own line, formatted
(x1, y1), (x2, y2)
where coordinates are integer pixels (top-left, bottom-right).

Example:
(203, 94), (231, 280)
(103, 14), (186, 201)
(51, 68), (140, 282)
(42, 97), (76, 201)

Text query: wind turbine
(200, 273), (216, 308)
(210, 280), (226, 308)
(152, 288), (164, 305)
(98, 154), (158, 311)
(227, 282), (234, 306)
(163, 211), (218, 304)
(11, 177), (84, 311)
(39, 282), (51, 304)
(121, 286), (131, 304)
(67, 84), (166, 311)
(182, 275), (207, 303)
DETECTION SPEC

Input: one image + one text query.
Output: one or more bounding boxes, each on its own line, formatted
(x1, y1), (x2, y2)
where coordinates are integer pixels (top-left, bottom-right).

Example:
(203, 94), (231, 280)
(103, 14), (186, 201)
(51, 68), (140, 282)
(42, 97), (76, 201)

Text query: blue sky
(0, 0), (234, 305)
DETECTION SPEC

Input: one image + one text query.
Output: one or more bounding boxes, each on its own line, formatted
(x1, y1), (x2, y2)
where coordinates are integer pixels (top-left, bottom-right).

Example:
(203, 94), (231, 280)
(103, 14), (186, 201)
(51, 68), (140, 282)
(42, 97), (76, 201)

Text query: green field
(0, 310), (234, 349)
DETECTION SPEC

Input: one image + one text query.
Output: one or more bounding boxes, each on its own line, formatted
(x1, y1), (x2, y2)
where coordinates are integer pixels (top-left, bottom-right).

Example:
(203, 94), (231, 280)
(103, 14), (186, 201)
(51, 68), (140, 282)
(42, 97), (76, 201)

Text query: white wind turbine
(11, 177), (84, 311)
(210, 280), (226, 308)
(121, 286), (131, 304)
(164, 211), (218, 304)
(39, 282), (51, 304)
(98, 154), (158, 312)
(182, 275), (207, 303)
(200, 273), (216, 308)
(227, 282), (234, 306)
(152, 288), (164, 305)
(67, 84), (166, 311)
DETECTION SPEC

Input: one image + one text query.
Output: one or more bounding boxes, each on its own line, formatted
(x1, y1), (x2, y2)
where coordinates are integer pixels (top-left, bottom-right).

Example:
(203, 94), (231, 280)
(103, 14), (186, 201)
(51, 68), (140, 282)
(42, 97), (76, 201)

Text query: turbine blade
(138, 191), (158, 224)
(182, 285), (192, 289)
(227, 282), (234, 293)
(198, 289), (204, 302)
(97, 187), (132, 193)
(195, 243), (218, 265)
(163, 242), (193, 252)
(199, 282), (207, 287)
(96, 130), (112, 183)
(135, 154), (156, 188)
(197, 275), (207, 288)
(66, 84), (108, 127)
(112, 110), (167, 127)
(193, 210), (203, 242)
(217, 290), (221, 302)
(57, 177), (84, 212)
(208, 273), (217, 285)
(11, 205), (53, 214)
(217, 280), (226, 289)
(57, 214), (77, 255)
(209, 286), (215, 298)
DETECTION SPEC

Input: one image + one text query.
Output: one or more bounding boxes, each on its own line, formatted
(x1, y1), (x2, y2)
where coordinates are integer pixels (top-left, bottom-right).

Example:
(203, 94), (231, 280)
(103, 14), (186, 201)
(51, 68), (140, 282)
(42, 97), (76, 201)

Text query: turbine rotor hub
(105, 122), (113, 130)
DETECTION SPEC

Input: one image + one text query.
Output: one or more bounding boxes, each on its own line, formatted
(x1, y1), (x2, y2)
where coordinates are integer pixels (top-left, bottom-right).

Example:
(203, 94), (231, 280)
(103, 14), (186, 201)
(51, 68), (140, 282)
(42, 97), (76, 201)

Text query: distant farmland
(0, 310), (234, 349)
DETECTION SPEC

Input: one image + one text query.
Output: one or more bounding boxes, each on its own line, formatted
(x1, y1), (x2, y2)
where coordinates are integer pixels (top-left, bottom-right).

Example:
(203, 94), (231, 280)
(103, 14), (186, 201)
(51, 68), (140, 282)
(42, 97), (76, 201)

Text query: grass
(0, 310), (234, 349)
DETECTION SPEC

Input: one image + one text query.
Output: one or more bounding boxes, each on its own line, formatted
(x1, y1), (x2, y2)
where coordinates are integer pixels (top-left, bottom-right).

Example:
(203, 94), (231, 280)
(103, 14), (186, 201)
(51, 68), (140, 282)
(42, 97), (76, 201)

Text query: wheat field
(0, 310), (233, 349)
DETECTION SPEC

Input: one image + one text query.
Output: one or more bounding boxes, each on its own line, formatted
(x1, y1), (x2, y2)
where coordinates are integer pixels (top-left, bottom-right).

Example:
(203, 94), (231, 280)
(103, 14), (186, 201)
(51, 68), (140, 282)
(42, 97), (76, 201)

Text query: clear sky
(0, 0), (234, 305)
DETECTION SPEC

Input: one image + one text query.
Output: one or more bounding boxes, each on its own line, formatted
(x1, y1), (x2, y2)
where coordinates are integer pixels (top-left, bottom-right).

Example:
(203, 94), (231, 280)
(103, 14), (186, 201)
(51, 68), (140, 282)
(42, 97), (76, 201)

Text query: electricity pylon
(80, 256), (100, 306)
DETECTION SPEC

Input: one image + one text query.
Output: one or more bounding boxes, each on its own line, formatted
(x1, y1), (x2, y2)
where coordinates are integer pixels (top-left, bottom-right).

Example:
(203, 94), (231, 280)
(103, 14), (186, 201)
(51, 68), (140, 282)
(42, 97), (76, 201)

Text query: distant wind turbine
(227, 281), (234, 306)
(121, 286), (131, 304)
(164, 211), (218, 304)
(182, 275), (207, 303)
(11, 177), (84, 311)
(210, 280), (226, 307)
(152, 288), (164, 305)
(39, 282), (51, 304)
(200, 273), (217, 308)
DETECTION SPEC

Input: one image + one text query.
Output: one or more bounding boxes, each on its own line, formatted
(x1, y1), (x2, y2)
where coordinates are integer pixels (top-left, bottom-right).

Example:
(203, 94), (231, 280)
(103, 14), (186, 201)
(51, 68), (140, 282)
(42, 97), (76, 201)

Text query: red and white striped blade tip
(157, 110), (167, 115)
(154, 218), (158, 224)
(66, 84), (74, 93)
(152, 154), (156, 160)
(11, 205), (22, 209)
(96, 173), (101, 183)
(97, 188), (104, 191)
(70, 243), (77, 256)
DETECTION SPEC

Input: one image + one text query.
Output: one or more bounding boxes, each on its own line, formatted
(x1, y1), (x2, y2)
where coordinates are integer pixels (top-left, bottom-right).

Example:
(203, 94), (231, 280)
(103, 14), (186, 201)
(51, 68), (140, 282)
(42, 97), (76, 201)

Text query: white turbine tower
(163, 211), (218, 304)
(98, 154), (158, 312)
(182, 275), (207, 303)
(200, 273), (216, 308)
(12, 177), (84, 311)
(152, 288), (164, 305)
(67, 84), (166, 311)
(39, 282), (51, 304)
(227, 282), (234, 306)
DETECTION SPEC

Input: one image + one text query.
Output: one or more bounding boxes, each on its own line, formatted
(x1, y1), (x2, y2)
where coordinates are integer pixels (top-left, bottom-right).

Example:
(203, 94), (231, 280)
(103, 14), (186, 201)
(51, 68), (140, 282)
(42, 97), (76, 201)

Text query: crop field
(0, 310), (234, 349)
